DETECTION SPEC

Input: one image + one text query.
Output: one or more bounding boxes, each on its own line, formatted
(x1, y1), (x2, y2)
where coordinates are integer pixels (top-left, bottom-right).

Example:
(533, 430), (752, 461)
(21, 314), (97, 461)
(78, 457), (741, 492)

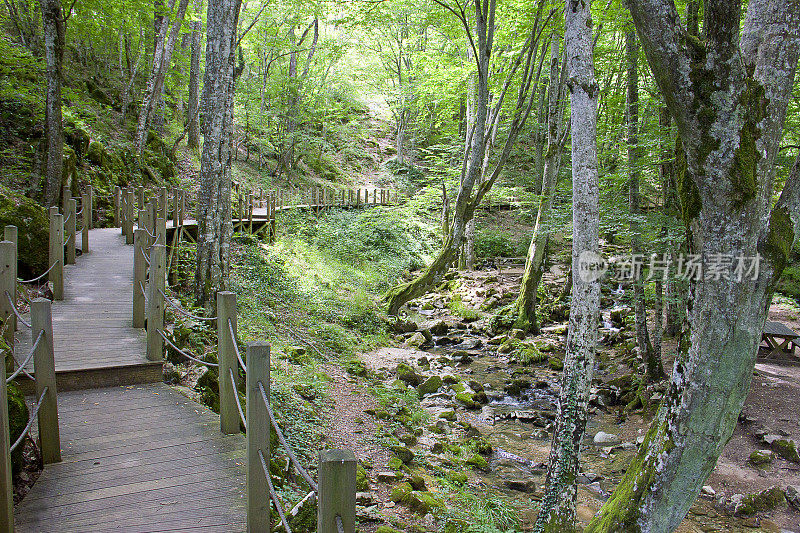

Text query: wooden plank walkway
(15, 228), (161, 389)
(15, 384), (246, 532)
(11, 226), (248, 531)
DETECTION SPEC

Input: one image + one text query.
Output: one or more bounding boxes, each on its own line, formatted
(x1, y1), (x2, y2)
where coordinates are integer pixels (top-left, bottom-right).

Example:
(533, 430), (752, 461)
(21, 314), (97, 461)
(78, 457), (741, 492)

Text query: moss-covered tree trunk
(40, 0), (64, 207)
(532, 0), (600, 529)
(186, 0), (202, 150)
(587, 0), (800, 531)
(513, 38), (566, 333)
(194, 0), (240, 305)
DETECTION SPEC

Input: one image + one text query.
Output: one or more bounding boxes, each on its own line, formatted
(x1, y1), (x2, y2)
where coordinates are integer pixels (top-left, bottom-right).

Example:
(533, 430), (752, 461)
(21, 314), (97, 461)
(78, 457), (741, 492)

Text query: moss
(761, 205), (794, 274)
(446, 471), (468, 485)
(772, 438), (800, 463)
(396, 363), (422, 386)
(7, 382), (28, 473)
(455, 392), (478, 409)
(731, 80), (764, 205)
(735, 486), (786, 516)
(87, 140), (108, 168)
(356, 464), (369, 491)
(466, 453), (489, 471)
(390, 445), (414, 464)
(417, 375), (443, 396)
(0, 185), (49, 276)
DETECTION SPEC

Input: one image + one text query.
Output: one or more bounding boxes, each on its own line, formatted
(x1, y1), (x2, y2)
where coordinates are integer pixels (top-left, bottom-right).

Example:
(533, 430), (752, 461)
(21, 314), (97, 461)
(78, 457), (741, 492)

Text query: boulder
(593, 431), (622, 446)
(749, 449), (774, 466)
(405, 332), (427, 349)
(389, 445), (414, 464)
(504, 479), (537, 493)
(0, 186), (49, 276)
(417, 375), (443, 396)
(786, 485), (800, 510)
(391, 319), (418, 334)
(427, 320), (449, 336)
(763, 435), (800, 463)
(732, 486), (786, 516)
(396, 363), (422, 386)
(466, 453), (490, 471)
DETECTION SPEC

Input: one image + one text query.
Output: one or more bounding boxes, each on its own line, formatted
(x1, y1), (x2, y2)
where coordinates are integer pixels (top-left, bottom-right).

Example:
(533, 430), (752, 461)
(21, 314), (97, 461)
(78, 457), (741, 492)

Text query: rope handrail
(10, 386), (47, 453)
(159, 290), (217, 322)
(139, 281), (149, 306)
(63, 212), (72, 225)
(141, 227), (157, 239)
(63, 234), (70, 246)
(258, 381), (318, 492)
(336, 515), (344, 533)
(157, 329), (219, 367)
(5, 291), (31, 329)
(6, 330), (42, 383)
(76, 206), (84, 216)
(229, 319), (246, 372)
(19, 260), (59, 284)
(139, 246), (151, 266)
(230, 368), (247, 429)
(259, 449), (293, 533)
(11, 351), (35, 381)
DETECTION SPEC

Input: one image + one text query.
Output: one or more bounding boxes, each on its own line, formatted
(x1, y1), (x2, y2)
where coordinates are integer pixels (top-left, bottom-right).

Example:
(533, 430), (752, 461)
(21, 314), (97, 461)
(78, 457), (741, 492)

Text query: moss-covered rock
(356, 464), (369, 491)
(548, 355), (564, 371)
(466, 453), (490, 471)
(195, 366), (220, 412)
(7, 382), (28, 473)
(455, 392), (478, 409)
(396, 363), (422, 386)
(417, 375), (443, 396)
(286, 346), (309, 365)
(0, 185), (49, 276)
(734, 486), (786, 516)
(446, 471), (468, 485)
(87, 140), (108, 167)
(748, 449), (773, 466)
(770, 437), (800, 463)
(439, 410), (456, 421)
(390, 445), (414, 464)
(389, 481), (444, 514)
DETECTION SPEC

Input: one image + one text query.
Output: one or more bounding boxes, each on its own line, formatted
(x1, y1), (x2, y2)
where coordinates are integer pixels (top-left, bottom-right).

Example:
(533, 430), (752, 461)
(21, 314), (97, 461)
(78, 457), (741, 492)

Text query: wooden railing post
(114, 186), (121, 228)
(31, 298), (60, 464)
(133, 229), (147, 329)
(49, 207), (64, 300)
(246, 342), (270, 532)
(0, 346), (12, 532)
(159, 187), (168, 223)
(179, 191), (185, 226)
(318, 449), (357, 533)
(247, 192), (253, 233)
(0, 242), (14, 350)
(65, 198), (76, 265)
(146, 244), (165, 361)
(156, 212), (166, 246)
(172, 187), (179, 228)
(217, 291), (239, 434)
(87, 184), (93, 230)
(137, 186), (144, 209)
(125, 189), (135, 245)
(81, 192), (90, 254)
(3, 227), (16, 333)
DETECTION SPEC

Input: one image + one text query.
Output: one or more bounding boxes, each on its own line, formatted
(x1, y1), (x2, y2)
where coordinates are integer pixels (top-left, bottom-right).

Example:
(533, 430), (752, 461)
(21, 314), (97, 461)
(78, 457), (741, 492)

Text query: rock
(285, 346), (308, 364)
(405, 332), (427, 348)
(786, 485), (800, 510)
(446, 471), (468, 485)
(439, 410), (456, 421)
(455, 392), (479, 409)
(764, 435), (800, 463)
(409, 474), (427, 491)
(488, 335), (506, 345)
(548, 356), (564, 370)
(610, 307), (627, 327)
(733, 486), (786, 516)
(377, 471), (401, 483)
(504, 379), (531, 397)
(497, 342), (515, 354)
(389, 482), (444, 514)
(455, 338), (483, 350)
(417, 376), (443, 396)
(162, 362), (181, 384)
(749, 449), (774, 466)
(0, 187), (50, 276)
(427, 320), (449, 336)
(86, 78), (115, 106)
(510, 329), (526, 340)
(396, 363), (422, 386)
(389, 445), (415, 464)
(466, 453), (490, 471)
(391, 319), (418, 333)
(505, 479), (537, 493)
(535, 339), (558, 352)
(701, 485), (716, 499)
(593, 431), (622, 446)
(578, 472), (602, 484)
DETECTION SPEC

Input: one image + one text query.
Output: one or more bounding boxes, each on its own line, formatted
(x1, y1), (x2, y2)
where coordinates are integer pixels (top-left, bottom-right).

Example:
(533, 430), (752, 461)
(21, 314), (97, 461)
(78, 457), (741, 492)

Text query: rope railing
(18, 259), (59, 284)
(160, 289), (216, 322)
(139, 246), (151, 266)
(259, 449), (293, 533)
(336, 515), (344, 533)
(258, 381), (318, 492)
(5, 291), (31, 329)
(157, 329), (219, 367)
(229, 318), (246, 372)
(10, 386), (47, 453)
(230, 368), (247, 430)
(6, 330), (42, 383)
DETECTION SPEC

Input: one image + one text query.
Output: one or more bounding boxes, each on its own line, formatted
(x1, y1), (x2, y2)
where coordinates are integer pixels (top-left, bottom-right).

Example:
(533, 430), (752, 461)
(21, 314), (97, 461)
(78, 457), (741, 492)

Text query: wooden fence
(0, 236), (61, 532)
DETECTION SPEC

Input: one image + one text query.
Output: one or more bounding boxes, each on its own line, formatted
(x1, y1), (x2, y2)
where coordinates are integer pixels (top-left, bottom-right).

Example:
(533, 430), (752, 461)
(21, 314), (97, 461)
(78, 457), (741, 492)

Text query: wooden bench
(760, 320), (799, 360)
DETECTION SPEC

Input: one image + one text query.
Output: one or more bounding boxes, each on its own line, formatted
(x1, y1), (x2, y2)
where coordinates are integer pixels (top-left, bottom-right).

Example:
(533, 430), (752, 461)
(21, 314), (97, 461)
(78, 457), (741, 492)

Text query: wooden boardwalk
(12, 227), (248, 531)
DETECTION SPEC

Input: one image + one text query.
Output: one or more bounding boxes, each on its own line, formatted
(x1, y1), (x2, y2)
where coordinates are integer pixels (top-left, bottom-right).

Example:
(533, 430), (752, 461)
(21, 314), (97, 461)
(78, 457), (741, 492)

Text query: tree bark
(587, 0), (800, 530)
(194, 0), (241, 304)
(186, 0), (203, 150)
(40, 0), (65, 207)
(626, 30), (662, 380)
(135, 0), (190, 156)
(532, 0), (600, 529)
(121, 27), (145, 124)
(512, 37), (566, 333)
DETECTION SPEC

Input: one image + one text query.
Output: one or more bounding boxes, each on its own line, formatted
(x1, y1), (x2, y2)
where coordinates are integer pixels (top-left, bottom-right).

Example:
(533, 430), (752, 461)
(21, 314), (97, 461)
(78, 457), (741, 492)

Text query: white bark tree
(587, 0), (800, 531)
(40, 0), (65, 206)
(532, 0), (600, 529)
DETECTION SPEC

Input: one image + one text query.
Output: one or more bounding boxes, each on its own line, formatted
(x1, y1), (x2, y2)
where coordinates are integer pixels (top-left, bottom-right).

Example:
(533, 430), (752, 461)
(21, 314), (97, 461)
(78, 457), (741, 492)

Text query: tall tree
(194, 0), (242, 304)
(511, 36), (567, 333)
(587, 0), (800, 530)
(384, 0), (548, 314)
(134, 0), (191, 156)
(40, 0), (65, 206)
(625, 29), (663, 380)
(532, 0), (600, 529)
(186, 0), (203, 150)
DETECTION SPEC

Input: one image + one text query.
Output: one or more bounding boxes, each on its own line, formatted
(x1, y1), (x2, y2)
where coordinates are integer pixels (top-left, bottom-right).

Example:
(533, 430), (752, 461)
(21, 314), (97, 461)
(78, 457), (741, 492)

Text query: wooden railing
(0, 236), (61, 532)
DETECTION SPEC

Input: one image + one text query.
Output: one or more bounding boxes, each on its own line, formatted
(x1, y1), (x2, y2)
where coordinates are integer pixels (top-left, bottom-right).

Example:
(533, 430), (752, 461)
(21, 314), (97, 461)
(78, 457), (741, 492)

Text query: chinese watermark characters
(577, 252), (761, 283)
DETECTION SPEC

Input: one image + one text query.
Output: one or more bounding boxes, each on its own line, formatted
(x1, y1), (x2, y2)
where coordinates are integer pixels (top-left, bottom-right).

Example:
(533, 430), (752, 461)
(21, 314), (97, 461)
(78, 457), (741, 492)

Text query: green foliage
(475, 229), (528, 258)
(439, 483), (522, 533)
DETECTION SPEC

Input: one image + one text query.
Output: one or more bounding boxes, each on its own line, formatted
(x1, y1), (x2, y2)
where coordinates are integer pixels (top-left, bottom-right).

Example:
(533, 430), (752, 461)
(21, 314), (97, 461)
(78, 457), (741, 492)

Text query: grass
(437, 480), (523, 533)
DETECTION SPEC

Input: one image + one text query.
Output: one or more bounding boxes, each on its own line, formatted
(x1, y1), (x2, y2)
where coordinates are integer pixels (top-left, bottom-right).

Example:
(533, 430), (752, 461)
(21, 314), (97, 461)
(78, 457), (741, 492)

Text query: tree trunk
(441, 179), (450, 246)
(626, 30), (662, 380)
(135, 0), (190, 156)
(186, 0), (202, 150)
(194, 0), (241, 305)
(532, 0), (600, 528)
(512, 38), (566, 333)
(121, 27), (145, 124)
(587, 0), (800, 530)
(40, 0), (64, 207)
